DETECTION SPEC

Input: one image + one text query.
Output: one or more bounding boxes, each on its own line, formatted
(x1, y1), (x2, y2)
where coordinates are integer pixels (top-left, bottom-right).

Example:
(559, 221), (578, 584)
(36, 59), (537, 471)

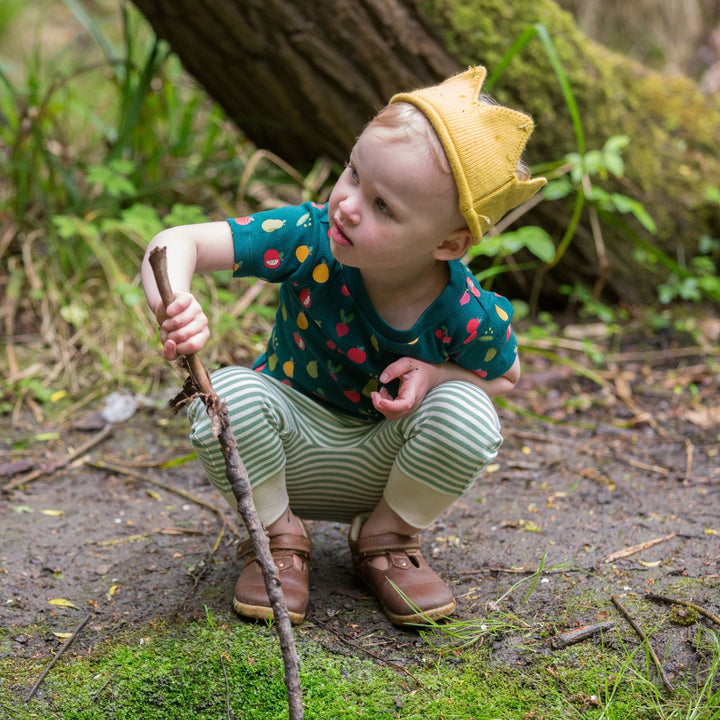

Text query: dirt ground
(1, 322), (719, 682)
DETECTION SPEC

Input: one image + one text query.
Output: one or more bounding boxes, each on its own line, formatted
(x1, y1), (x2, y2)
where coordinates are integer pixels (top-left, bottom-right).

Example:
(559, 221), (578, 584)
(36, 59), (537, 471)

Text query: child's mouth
(330, 219), (353, 247)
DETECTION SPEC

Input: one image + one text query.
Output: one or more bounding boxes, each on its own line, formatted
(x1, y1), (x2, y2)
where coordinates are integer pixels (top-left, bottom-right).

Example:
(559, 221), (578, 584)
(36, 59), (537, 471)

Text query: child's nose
(339, 197), (360, 224)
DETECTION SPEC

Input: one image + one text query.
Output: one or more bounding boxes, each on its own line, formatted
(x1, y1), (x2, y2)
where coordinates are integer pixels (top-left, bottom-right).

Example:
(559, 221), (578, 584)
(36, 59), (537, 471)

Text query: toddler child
(142, 66), (545, 626)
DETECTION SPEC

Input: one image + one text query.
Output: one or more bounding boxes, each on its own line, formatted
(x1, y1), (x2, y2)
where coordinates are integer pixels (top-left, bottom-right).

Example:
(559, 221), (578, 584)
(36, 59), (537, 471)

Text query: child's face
(327, 124), (462, 275)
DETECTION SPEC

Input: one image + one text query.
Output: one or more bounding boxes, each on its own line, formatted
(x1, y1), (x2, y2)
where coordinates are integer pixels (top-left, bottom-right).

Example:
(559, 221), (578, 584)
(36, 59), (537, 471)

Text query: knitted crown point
(390, 66), (546, 240)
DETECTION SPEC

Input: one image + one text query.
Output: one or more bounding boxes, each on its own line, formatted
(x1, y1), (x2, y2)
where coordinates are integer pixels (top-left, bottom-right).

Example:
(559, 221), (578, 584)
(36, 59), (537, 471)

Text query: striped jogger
(187, 366), (503, 524)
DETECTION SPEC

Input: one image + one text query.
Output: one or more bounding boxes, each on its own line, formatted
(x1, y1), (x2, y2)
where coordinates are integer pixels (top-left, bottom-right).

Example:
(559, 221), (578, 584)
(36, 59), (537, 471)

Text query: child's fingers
(161, 326), (210, 360)
(379, 356), (418, 383)
(371, 389), (415, 420)
(160, 293), (198, 326)
(162, 338), (178, 362)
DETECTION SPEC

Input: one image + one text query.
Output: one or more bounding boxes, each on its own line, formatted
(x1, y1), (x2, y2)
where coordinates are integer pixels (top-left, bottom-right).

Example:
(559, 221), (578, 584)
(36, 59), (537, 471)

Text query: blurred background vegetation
(1, 0), (718, 423)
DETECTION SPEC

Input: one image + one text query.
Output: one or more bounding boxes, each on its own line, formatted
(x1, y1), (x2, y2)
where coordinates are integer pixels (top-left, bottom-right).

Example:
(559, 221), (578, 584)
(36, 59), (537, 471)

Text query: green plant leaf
(705, 184), (720, 205)
(87, 162), (137, 198)
(609, 193), (657, 234)
(117, 203), (164, 239)
(522, 227), (556, 263)
(542, 178), (573, 201)
(163, 203), (207, 227)
(116, 283), (145, 308)
(471, 227), (555, 263)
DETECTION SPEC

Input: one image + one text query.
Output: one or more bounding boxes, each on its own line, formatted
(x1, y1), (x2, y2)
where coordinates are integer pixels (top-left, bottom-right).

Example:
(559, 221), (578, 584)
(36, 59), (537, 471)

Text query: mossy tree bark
(131, 0), (720, 304)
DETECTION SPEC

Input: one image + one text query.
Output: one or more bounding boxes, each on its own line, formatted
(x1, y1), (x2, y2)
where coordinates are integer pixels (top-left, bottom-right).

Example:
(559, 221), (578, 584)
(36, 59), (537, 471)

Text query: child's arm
(371, 356), (520, 421)
(141, 222), (235, 361)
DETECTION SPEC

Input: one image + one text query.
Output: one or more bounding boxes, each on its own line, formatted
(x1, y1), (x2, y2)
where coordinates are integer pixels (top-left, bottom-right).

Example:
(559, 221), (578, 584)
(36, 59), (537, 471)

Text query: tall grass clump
(0, 1), (331, 418)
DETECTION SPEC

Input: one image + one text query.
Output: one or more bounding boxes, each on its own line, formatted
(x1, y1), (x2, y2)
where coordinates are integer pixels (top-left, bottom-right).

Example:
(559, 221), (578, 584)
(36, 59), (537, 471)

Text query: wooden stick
(148, 246), (303, 719)
(26, 613), (93, 702)
(645, 592), (720, 627)
(551, 621), (616, 650)
(611, 596), (674, 693)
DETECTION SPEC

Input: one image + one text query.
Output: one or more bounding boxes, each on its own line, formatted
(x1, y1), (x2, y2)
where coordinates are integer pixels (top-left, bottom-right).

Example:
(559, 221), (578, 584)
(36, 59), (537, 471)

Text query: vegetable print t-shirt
(227, 202), (517, 419)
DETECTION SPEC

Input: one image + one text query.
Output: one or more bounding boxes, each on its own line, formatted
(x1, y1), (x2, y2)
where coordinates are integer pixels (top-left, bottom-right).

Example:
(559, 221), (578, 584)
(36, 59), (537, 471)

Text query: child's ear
(433, 228), (473, 260)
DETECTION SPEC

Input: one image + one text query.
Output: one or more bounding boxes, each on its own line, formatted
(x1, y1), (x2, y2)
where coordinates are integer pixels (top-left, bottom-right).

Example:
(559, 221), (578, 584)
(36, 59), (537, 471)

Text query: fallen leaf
(159, 452), (198, 469)
(684, 405), (720, 430)
(519, 519), (541, 532)
(96, 534), (148, 546)
(158, 527), (204, 536)
(11, 505), (34, 514)
(0, 460), (33, 477)
(49, 598), (78, 609)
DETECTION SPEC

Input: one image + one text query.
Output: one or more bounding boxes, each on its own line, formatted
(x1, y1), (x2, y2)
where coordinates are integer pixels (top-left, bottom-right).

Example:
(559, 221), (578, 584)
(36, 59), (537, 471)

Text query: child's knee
(187, 366), (273, 440)
(407, 382), (504, 467)
(423, 381), (500, 432)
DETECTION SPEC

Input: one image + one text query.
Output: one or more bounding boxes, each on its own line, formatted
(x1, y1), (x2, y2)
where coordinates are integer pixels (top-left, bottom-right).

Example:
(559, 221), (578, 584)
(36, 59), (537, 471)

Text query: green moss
(416, 0), (720, 302)
(1, 604), (715, 720)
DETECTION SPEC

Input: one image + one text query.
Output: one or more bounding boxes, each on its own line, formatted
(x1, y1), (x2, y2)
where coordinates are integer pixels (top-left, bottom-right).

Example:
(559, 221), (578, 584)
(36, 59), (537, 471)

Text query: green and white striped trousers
(187, 366), (502, 527)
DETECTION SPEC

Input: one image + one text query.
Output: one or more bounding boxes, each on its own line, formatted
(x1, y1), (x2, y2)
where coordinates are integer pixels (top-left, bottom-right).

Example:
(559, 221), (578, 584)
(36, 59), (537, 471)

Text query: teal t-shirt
(228, 202), (517, 419)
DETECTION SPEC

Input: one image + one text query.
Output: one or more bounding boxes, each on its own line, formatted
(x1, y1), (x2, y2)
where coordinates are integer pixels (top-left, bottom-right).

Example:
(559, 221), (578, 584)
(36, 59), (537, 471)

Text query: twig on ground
(683, 440), (694, 482)
(603, 533), (677, 563)
(459, 564), (534, 576)
(25, 612), (94, 703)
(503, 427), (676, 478)
(590, 450), (672, 477)
(3, 424), (113, 493)
(311, 617), (429, 692)
(551, 621), (616, 650)
(645, 592), (720, 626)
(149, 246), (303, 719)
(611, 596), (674, 694)
(604, 346), (712, 363)
(89, 457), (239, 538)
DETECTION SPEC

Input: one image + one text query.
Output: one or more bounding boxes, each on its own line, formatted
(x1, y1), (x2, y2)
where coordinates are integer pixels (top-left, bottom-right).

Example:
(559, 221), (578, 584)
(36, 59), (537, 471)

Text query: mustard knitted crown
(390, 66), (546, 240)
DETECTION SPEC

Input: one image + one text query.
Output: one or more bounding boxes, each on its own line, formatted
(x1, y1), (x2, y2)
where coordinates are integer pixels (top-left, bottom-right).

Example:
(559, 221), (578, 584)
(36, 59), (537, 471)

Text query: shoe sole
(382, 598), (457, 626)
(233, 597), (305, 626)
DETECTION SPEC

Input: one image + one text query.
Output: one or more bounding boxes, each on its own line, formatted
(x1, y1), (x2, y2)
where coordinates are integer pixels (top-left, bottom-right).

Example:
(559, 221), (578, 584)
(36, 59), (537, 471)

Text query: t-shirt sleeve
(227, 203), (326, 281)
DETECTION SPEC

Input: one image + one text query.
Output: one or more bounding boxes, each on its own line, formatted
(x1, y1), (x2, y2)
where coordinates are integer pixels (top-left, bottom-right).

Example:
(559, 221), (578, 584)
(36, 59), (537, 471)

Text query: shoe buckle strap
(355, 532), (421, 558)
(237, 533), (312, 564)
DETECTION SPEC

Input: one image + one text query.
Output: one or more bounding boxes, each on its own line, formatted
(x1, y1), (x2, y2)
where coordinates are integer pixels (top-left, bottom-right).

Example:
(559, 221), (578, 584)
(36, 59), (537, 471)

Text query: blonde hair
(367, 101), (452, 175)
(369, 98), (531, 190)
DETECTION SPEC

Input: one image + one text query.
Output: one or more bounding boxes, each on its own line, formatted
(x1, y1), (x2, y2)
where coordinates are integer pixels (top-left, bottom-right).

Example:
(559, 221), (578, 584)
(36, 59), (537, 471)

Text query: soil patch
(2, 334), (718, 680)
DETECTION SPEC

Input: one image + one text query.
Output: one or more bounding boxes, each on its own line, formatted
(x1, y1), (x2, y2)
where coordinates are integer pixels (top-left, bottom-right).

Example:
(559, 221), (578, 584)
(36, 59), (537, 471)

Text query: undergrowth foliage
(0, 1), (308, 414)
(0, 1), (718, 420)
(1, 5), (719, 717)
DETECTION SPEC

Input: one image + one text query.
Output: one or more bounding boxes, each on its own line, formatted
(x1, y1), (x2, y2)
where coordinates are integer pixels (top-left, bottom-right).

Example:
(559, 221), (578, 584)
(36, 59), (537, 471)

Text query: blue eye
(345, 163), (359, 182)
(375, 197), (391, 215)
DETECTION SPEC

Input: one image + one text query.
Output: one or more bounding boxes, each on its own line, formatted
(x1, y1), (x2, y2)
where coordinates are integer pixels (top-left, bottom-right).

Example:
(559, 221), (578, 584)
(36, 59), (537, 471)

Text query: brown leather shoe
(233, 530), (312, 625)
(348, 514), (456, 625)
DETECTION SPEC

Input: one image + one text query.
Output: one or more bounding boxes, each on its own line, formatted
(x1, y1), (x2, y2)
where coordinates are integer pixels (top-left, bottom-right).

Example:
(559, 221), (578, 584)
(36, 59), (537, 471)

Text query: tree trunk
(131, 0), (720, 305)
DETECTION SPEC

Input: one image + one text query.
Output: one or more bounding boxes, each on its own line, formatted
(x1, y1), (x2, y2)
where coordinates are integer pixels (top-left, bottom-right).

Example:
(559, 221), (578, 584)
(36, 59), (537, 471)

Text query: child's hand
(154, 291), (210, 362)
(371, 357), (441, 420)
